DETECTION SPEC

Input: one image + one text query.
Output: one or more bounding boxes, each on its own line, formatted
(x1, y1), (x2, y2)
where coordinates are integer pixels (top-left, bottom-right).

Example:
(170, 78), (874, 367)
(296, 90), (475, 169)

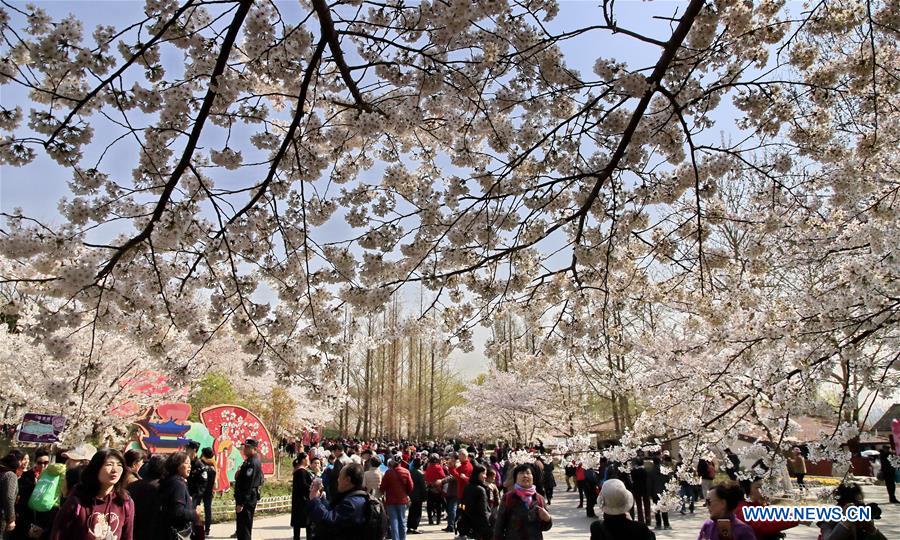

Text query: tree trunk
(379, 320), (386, 436)
(429, 343), (436, 438)
(363, 317), (373, 439)
(417, 337), (424, 439)
(506, 313), (513, 371)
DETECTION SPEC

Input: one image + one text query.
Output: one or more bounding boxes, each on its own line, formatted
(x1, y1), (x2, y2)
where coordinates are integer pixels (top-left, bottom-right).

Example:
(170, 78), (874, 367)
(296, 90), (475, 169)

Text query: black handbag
(169, 526), (192, 540)
(455, 505), (472, 537)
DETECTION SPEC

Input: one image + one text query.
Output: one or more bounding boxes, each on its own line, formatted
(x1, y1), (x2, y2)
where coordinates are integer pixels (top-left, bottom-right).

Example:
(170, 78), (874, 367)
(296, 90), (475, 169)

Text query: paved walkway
(209, 485), (899, 539)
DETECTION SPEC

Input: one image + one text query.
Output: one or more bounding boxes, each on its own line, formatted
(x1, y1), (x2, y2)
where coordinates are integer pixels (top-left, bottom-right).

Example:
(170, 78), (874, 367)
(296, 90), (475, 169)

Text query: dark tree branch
(94, 0), (252, 281)
(312, 0), (374, 113)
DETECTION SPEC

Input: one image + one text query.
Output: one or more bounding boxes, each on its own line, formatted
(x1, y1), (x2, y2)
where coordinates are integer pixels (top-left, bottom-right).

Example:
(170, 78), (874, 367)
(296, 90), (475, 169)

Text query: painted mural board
(129, 402), (274, 492)
(133, 402), (194, 454)
(200, 405), (275, 492)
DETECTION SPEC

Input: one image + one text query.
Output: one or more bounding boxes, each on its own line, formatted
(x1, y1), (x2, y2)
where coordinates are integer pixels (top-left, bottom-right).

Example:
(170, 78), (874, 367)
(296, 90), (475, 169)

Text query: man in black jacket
(564, 457), (576, 492)
(200, 447), (217, 536)
(235, 439), (265, 540)
(407, 458), (427, 535)
(584, 466), (600, 518)
(630, 457), (651, 525)
(326, 443), (348, 503)
(649, 452), (672, 530)
(127, 454), (166, 540)
(590, 479), (655, 540)
(185, 441), (208, 508)
(880, 446), (898, 503)
(697, 456), (716, 503)
(724, 448), (741, 481)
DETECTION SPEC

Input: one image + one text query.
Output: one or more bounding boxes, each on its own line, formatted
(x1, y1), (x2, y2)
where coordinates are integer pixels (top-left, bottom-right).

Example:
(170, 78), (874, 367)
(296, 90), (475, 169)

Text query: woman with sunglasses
(697, 480), (755, 540)
(15, 450), (51, 538)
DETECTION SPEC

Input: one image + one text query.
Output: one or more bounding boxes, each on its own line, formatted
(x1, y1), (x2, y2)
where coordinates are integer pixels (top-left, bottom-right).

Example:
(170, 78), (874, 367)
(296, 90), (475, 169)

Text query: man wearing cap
(234, 438), (264, 540)
(61, 443), (97, 499)
(590, 478), (656, 540)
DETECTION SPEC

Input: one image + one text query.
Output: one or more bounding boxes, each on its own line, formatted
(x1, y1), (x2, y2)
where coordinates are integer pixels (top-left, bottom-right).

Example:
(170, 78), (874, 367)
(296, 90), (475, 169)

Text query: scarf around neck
(513, 483), (536, 505)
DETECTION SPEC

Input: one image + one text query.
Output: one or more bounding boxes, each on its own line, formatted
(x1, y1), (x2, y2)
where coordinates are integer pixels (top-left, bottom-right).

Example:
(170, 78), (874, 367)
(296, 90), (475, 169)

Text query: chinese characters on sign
(17, 413), (66, 443)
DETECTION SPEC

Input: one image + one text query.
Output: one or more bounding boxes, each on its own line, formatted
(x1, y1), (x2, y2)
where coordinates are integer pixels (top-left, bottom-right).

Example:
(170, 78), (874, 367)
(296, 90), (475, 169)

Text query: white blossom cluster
(451, 356), (593, 446)
(503, 450), (537, 466)
(0, 309), (200, 444)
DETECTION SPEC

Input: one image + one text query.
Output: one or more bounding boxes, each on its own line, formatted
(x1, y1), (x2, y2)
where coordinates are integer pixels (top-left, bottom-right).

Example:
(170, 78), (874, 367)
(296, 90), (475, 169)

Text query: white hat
(599, 479), (634, 516)
(62, 443), (97, 462)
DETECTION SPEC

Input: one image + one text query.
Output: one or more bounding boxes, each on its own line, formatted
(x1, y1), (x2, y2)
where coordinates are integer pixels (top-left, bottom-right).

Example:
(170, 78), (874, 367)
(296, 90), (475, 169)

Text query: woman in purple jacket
(697, 480), (755, 540)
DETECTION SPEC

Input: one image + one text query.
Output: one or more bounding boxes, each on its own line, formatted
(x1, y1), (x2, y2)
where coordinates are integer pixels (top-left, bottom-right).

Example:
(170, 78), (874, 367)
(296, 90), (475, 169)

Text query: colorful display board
(133, 402), (194, 454)
(200, 405), (275, 491)
(17, 413), (66, 444)
(129, 402), (274, 492)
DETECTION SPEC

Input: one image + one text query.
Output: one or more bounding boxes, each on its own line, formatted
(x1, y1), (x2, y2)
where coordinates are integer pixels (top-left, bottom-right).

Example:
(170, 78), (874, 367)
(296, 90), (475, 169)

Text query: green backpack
(28, 464), (65, 512)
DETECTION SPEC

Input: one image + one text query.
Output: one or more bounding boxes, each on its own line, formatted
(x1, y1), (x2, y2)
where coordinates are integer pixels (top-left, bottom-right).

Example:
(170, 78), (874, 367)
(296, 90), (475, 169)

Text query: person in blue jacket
(308, 463), (369, 540)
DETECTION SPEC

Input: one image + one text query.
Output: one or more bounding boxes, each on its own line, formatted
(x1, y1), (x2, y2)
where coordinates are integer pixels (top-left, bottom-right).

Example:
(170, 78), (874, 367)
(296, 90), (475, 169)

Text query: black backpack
(348, 490), (388, 540)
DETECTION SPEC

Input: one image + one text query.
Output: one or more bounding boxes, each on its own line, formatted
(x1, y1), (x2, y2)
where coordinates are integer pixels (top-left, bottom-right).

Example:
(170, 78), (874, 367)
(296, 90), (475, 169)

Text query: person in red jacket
(736, 478), (799, 540)
(381, 455), (414, 540)
(575, 463), (586, 508)
(424, 454), (448, 526)
(452, 449), (474, 500)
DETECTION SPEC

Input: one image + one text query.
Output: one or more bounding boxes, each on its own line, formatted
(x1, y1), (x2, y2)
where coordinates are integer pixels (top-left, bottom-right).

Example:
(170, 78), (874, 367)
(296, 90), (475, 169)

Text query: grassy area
(260, 480), (293, 498)
(273, 453), (296, 480)
(207, 479), (292, 503)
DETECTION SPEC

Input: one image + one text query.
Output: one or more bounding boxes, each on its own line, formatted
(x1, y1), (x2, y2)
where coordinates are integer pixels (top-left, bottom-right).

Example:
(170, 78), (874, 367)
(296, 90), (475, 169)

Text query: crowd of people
(575, 446), (895, 540)
(286, 439), (896, 540)
(0, 437), (896, 540)
(0, 438), (261, 540)
(289, 440), (553, 540)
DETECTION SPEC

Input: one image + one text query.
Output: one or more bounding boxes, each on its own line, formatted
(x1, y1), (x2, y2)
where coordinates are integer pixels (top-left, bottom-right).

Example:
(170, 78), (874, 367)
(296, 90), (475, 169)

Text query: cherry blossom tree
(184, 329), (341, 431)
(1, 261), (338, 443)
(452, 370), (551, 446)
(1, 0), (898, 467)
(0, 314), (197, 444)
(453, 353), (591, 446)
